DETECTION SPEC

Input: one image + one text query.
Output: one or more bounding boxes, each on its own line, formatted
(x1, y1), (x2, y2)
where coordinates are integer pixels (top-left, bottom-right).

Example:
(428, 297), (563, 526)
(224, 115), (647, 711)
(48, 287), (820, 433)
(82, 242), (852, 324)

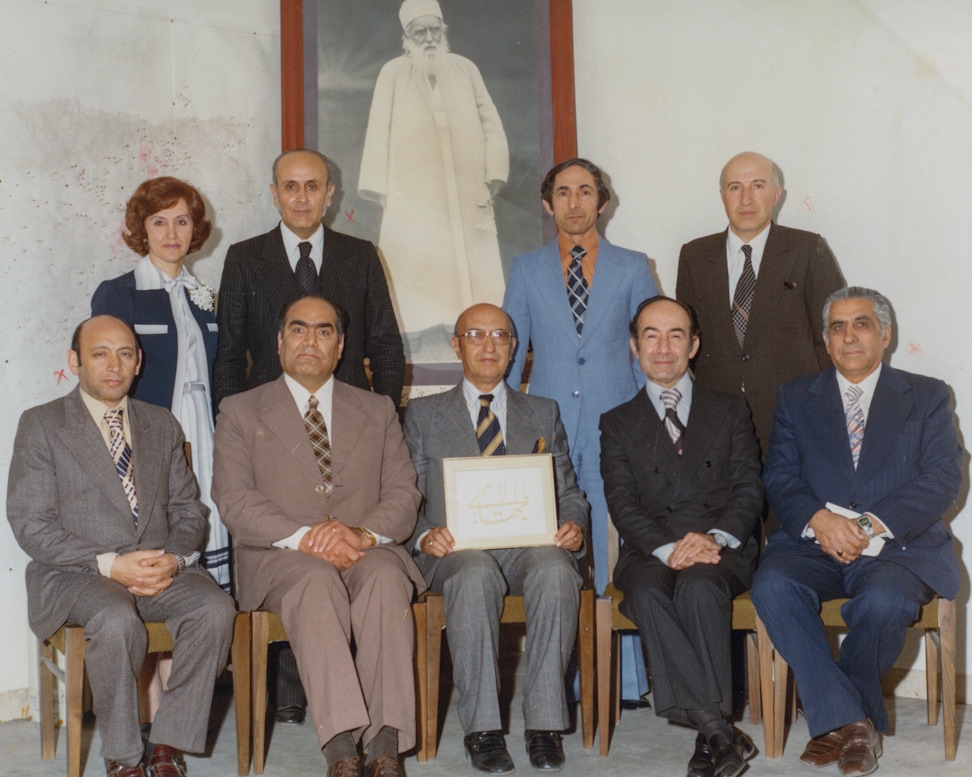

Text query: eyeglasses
(458, 329), (513, 346)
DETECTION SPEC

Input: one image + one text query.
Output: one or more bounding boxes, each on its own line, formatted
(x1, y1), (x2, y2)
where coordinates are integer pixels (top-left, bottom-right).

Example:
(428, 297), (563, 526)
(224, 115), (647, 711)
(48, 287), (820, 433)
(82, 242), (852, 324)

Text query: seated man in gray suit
(600, 297), (763, 777)
(7, 315), (236, 777)
(403, 303), (589, 774)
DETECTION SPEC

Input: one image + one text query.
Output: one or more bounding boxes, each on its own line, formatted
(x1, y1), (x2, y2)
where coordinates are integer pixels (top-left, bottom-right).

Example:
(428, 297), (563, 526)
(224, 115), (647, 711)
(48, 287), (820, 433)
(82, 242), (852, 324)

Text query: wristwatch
(355, 526), (378, 547)
(711, 532), (729, 548)
(857, 514), (876, 540)
(173, 553), (187, 573)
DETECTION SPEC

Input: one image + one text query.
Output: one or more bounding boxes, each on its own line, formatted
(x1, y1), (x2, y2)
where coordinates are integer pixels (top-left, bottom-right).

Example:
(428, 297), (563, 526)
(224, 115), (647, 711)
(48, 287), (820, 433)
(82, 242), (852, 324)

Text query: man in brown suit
(676, 151), (844, 464)
(212, 295), (423, 777)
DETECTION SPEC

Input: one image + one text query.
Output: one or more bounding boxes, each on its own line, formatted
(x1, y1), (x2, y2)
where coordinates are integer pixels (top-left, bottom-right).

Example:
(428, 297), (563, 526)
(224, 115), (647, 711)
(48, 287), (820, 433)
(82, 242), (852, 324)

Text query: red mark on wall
(907, 342), (925, 358)
(344, 209), (358, 224)
(54, 369), (69, 384)
(798, 196), (816, 214)
(138, 144), (160, 178)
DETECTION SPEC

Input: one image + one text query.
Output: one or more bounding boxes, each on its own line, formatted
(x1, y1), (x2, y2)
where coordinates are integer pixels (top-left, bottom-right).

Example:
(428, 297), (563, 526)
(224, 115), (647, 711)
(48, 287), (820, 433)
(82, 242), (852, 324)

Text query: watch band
(355, 526), (378, 547)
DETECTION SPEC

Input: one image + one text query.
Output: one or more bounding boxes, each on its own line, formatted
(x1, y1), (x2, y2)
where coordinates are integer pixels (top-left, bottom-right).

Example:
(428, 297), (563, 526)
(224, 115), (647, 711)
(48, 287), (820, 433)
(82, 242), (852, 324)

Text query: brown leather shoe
(800, 730), (844, 767)
(837, 719), (882, 777)
(328, 753), (364, 777)
(106, 762), (147, 777)
(149, 744), (187, 777)
(365, 751), (405, 777)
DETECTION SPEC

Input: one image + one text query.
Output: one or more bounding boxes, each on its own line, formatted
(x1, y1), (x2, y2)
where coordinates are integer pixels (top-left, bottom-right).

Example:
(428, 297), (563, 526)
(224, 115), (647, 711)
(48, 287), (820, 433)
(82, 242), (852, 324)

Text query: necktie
(731, 244), (756, 348)
(844, 384), (865, 469)
(566, 245), (589, 336)
(295, 241), (317, 296)
(105, 408), (138, 524)
(660, 388), (685, 455)
(304, 396), (333, 496)
(477, 394), (506, 456)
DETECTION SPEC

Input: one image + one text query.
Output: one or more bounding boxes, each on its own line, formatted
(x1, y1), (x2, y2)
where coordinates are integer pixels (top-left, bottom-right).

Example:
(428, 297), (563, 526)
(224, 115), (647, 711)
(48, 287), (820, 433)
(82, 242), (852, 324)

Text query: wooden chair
(594, 518), (762, 756)
(249, 600), (435, 774)
(757, 595), (956, 760)
(39, 615), (252, 777)
(417, 588), (596, 760)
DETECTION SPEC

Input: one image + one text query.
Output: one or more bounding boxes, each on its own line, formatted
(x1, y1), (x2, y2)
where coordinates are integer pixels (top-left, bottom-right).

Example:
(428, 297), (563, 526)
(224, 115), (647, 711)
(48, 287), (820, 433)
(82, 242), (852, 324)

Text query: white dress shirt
(725, 222), (772, 305)
(280, 222), (324, 273)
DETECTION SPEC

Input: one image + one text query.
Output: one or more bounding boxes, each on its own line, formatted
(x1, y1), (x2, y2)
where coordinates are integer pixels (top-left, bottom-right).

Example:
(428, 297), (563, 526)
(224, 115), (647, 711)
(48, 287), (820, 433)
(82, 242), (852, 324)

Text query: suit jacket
(600, 386), (763, 587)
(211, 376), (424, 611)
(503, 236), (658, 451)
(6, 387), (208, 640)
(402, 384), (590, 571)
(212, 225), (405, 408)
(763, 365), (963, 599)
(676, 223), (844, 453)
(91, 270), (218, 410)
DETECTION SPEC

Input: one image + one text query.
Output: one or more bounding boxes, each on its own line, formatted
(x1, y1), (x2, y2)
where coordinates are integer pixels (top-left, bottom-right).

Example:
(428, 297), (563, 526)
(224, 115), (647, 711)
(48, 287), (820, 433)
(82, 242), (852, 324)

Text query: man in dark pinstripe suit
(213, 148), (405, 724)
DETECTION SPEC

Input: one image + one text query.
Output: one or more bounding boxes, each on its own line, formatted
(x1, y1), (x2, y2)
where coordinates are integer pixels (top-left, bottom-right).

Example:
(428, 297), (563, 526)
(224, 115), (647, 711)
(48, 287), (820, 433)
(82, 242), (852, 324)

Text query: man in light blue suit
(503, 158), (658, 705)
(503, 158), (658, 596)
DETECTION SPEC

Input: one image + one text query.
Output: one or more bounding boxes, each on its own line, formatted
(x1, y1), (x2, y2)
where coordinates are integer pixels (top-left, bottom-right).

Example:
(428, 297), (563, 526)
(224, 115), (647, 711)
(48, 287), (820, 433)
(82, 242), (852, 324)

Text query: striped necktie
(731, 244), (756, 348)
(304, 396), (333, 496)
(844, 384), (865, 469)
(477, 394), (506, 456)
(661, 388), (685, 455)
(295, 240), (317, 296)
(105, 408), (138, 525)
(566, 245), (589, 336)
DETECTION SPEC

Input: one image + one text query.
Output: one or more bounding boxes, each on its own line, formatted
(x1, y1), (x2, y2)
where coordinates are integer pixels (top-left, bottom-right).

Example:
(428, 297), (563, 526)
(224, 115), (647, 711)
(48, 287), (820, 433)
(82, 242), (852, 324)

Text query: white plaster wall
(0, 0), (280, 720)
(574, 0), (971, 700)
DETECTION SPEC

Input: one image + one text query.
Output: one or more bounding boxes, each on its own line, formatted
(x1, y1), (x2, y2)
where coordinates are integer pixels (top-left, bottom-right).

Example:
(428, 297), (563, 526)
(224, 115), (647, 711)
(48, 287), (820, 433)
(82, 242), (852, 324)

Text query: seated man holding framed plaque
(404, 303), (589, 774)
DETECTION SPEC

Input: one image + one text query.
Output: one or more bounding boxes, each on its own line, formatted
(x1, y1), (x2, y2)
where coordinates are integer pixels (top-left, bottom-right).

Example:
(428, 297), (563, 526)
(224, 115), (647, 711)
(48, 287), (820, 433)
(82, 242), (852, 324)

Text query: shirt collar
(283, 372), (334, 414)
(727, 221), (772, 258)
(279, 221), (324, 257)
(557, 230), (600, 259)
(835, 362), (883, 407)
(79, 387), (131, 429)
(643, 372), (694, 421)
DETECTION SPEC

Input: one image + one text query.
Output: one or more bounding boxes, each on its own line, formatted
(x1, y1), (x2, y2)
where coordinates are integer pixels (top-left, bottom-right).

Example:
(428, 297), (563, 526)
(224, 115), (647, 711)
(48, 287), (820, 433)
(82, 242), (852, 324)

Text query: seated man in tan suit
(213, 295), (424, 777)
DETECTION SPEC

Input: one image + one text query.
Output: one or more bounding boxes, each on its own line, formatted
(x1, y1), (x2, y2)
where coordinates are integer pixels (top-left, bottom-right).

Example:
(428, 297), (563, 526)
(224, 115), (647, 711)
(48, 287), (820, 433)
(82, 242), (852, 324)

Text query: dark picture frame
(280, 0), (576, 386)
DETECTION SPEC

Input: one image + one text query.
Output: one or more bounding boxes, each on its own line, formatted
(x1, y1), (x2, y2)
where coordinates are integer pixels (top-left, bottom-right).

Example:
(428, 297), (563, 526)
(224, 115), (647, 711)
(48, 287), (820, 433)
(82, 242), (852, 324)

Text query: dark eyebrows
(288, 318), (334, 331)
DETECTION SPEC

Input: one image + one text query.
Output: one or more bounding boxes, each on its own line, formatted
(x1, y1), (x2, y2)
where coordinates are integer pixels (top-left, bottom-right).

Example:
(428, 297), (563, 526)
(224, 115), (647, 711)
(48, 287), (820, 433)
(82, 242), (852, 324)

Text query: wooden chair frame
(39, 615), (251, 777)
(757, 595), (956, 760)
(417, 588), (596, 760)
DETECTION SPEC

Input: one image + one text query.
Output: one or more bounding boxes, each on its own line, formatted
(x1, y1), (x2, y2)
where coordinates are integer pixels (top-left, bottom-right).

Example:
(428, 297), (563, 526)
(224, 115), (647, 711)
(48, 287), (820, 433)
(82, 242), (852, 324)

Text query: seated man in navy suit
(751, 287), (962, 777)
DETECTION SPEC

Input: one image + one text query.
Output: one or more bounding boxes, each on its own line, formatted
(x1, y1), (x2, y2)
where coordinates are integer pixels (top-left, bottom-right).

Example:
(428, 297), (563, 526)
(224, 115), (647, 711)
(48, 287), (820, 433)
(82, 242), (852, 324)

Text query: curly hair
(123, 177), (213, 256)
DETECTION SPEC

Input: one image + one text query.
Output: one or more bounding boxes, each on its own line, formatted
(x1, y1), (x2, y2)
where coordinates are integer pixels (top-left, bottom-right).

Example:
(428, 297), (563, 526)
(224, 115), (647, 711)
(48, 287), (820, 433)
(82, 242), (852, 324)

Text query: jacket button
(904, 532), (912, 540)
(665, 506), (673, 513)
(703, 503), (711, 509)
(578, 357), (586, 365)
(572, 390), (580, 398)
(849, 501), (858, 508)
(653, 466), (660, 474)
(316, 485), (324, 494)
(741, 354), (750, 361)
(705, 461), (712, 467)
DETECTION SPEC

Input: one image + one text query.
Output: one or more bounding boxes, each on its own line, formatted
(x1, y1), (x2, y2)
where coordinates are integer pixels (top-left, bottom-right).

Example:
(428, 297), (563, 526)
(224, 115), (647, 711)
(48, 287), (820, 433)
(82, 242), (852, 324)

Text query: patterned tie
(731, 244), (756, 348)
(304, 396), (333, 496)
(566, 245), (589, 336)
(477, 394), (506, 456)
(105, 408), (138, 525)
(295, 241), (318, 296)
(844, 384), (865, 469)
(660, 388), (685, 455)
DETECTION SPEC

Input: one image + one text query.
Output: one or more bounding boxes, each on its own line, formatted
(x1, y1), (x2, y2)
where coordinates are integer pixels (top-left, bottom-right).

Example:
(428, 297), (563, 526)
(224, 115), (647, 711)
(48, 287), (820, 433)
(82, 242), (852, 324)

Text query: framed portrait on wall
(281, 0), (576, 387)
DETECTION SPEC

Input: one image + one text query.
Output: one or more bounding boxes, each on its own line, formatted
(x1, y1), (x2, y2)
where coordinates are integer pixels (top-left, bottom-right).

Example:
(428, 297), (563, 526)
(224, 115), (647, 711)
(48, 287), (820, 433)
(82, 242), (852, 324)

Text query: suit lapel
(805, 368), (858, 479)
(435, 385), (481, 458)
(745, 224), (797, 348)
(259, 377), (323, 484)
(629, 391), (681, 488)
(56, 390), (139, 524)
(581, 239), (624, 345)
(678, 391), (724, 479)
(128, 401), (161, 539)
(699, 231), (738, 353)
(330, 381), (367, 480)
(255, 227), (302, 317)
(854, 367), (913, 485)
(504, 389), (544, 455)
(534, 241), (581, 345)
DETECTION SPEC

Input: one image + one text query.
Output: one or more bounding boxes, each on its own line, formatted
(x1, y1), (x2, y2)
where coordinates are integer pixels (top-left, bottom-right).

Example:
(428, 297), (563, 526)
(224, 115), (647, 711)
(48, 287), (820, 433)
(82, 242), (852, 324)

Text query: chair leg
(924, 628), (940, 726)
(578, 590), (595, 749)
(232, 613), (252, 776)
(594, 597), (613, 756)
(746, 631), (761, 724)
(755, 615), (778, 759)
(938, 599), (956, 761)
(424, 594), (444, 761)
(251, 612), (270, 775)
(65, 625), (86, 777)
(413, 601), (429, 762)
(39, 638), (56, 760)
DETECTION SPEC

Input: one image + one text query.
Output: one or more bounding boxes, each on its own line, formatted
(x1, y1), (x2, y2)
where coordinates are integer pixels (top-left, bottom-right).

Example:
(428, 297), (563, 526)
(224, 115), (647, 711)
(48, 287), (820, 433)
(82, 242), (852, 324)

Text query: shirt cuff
(369, 529), (393, 545)
(414, 529), (431, 552)
(865, 512), (894, 538)
(708, 529), (741, 549)
(652, 542), (676, 566)
(97, 551), (118, 577)
(273, 526), (311, 550)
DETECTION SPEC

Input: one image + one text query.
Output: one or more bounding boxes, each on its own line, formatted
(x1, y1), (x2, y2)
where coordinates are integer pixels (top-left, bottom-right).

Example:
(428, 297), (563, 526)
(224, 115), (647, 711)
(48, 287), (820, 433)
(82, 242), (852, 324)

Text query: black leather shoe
(275, 703), (306, 725)
(708, 731), (747, 777)
(732, 729), (757, 762)
(464, 731), (515, 775)
(524, 730), (565, 771)
(687, 732), (714, 777)
(620, 698), (652, 711)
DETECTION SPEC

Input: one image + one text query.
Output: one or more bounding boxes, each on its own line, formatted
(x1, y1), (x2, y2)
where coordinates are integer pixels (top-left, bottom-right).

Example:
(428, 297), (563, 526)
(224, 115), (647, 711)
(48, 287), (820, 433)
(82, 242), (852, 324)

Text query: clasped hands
(668, 532), (723, 570)
(421, 521), (585, 558)
(299, 520), (370, 570)
(110, 549), (179, 597)
(809, 509), (887, 565)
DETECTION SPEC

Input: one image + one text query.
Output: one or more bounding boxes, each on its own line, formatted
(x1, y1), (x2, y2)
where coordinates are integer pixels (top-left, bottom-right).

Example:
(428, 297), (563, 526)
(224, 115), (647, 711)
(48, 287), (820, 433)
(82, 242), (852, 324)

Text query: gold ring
(332, 527), (337, 533)
(837, 549), (844, 556)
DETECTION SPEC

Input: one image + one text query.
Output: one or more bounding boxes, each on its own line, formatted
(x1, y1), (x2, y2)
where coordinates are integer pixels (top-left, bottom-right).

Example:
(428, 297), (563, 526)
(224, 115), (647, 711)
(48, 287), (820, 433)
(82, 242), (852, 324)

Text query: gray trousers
(419, 546), (581, 733)
(66, 569), (236, 766)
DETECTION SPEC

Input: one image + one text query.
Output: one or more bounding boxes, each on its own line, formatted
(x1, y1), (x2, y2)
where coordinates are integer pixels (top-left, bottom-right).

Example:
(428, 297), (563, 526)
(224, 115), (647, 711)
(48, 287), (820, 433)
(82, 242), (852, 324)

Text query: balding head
(719, 151), (783, 242)
(451, 304), (516, 392)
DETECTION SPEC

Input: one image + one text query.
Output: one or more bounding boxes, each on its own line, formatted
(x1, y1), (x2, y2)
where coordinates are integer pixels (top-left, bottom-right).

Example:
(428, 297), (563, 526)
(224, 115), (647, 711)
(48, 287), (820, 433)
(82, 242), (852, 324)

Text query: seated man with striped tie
(751, 287), (962, 777)
(600, 296), (763, 777)
(7, 315), (236, 777)
(403, 303), (589, 774)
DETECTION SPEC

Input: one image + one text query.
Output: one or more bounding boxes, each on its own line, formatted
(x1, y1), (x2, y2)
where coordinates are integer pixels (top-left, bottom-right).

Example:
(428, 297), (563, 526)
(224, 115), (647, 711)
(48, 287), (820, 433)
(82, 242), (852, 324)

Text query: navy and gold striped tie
(477, 394), (506, 457)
